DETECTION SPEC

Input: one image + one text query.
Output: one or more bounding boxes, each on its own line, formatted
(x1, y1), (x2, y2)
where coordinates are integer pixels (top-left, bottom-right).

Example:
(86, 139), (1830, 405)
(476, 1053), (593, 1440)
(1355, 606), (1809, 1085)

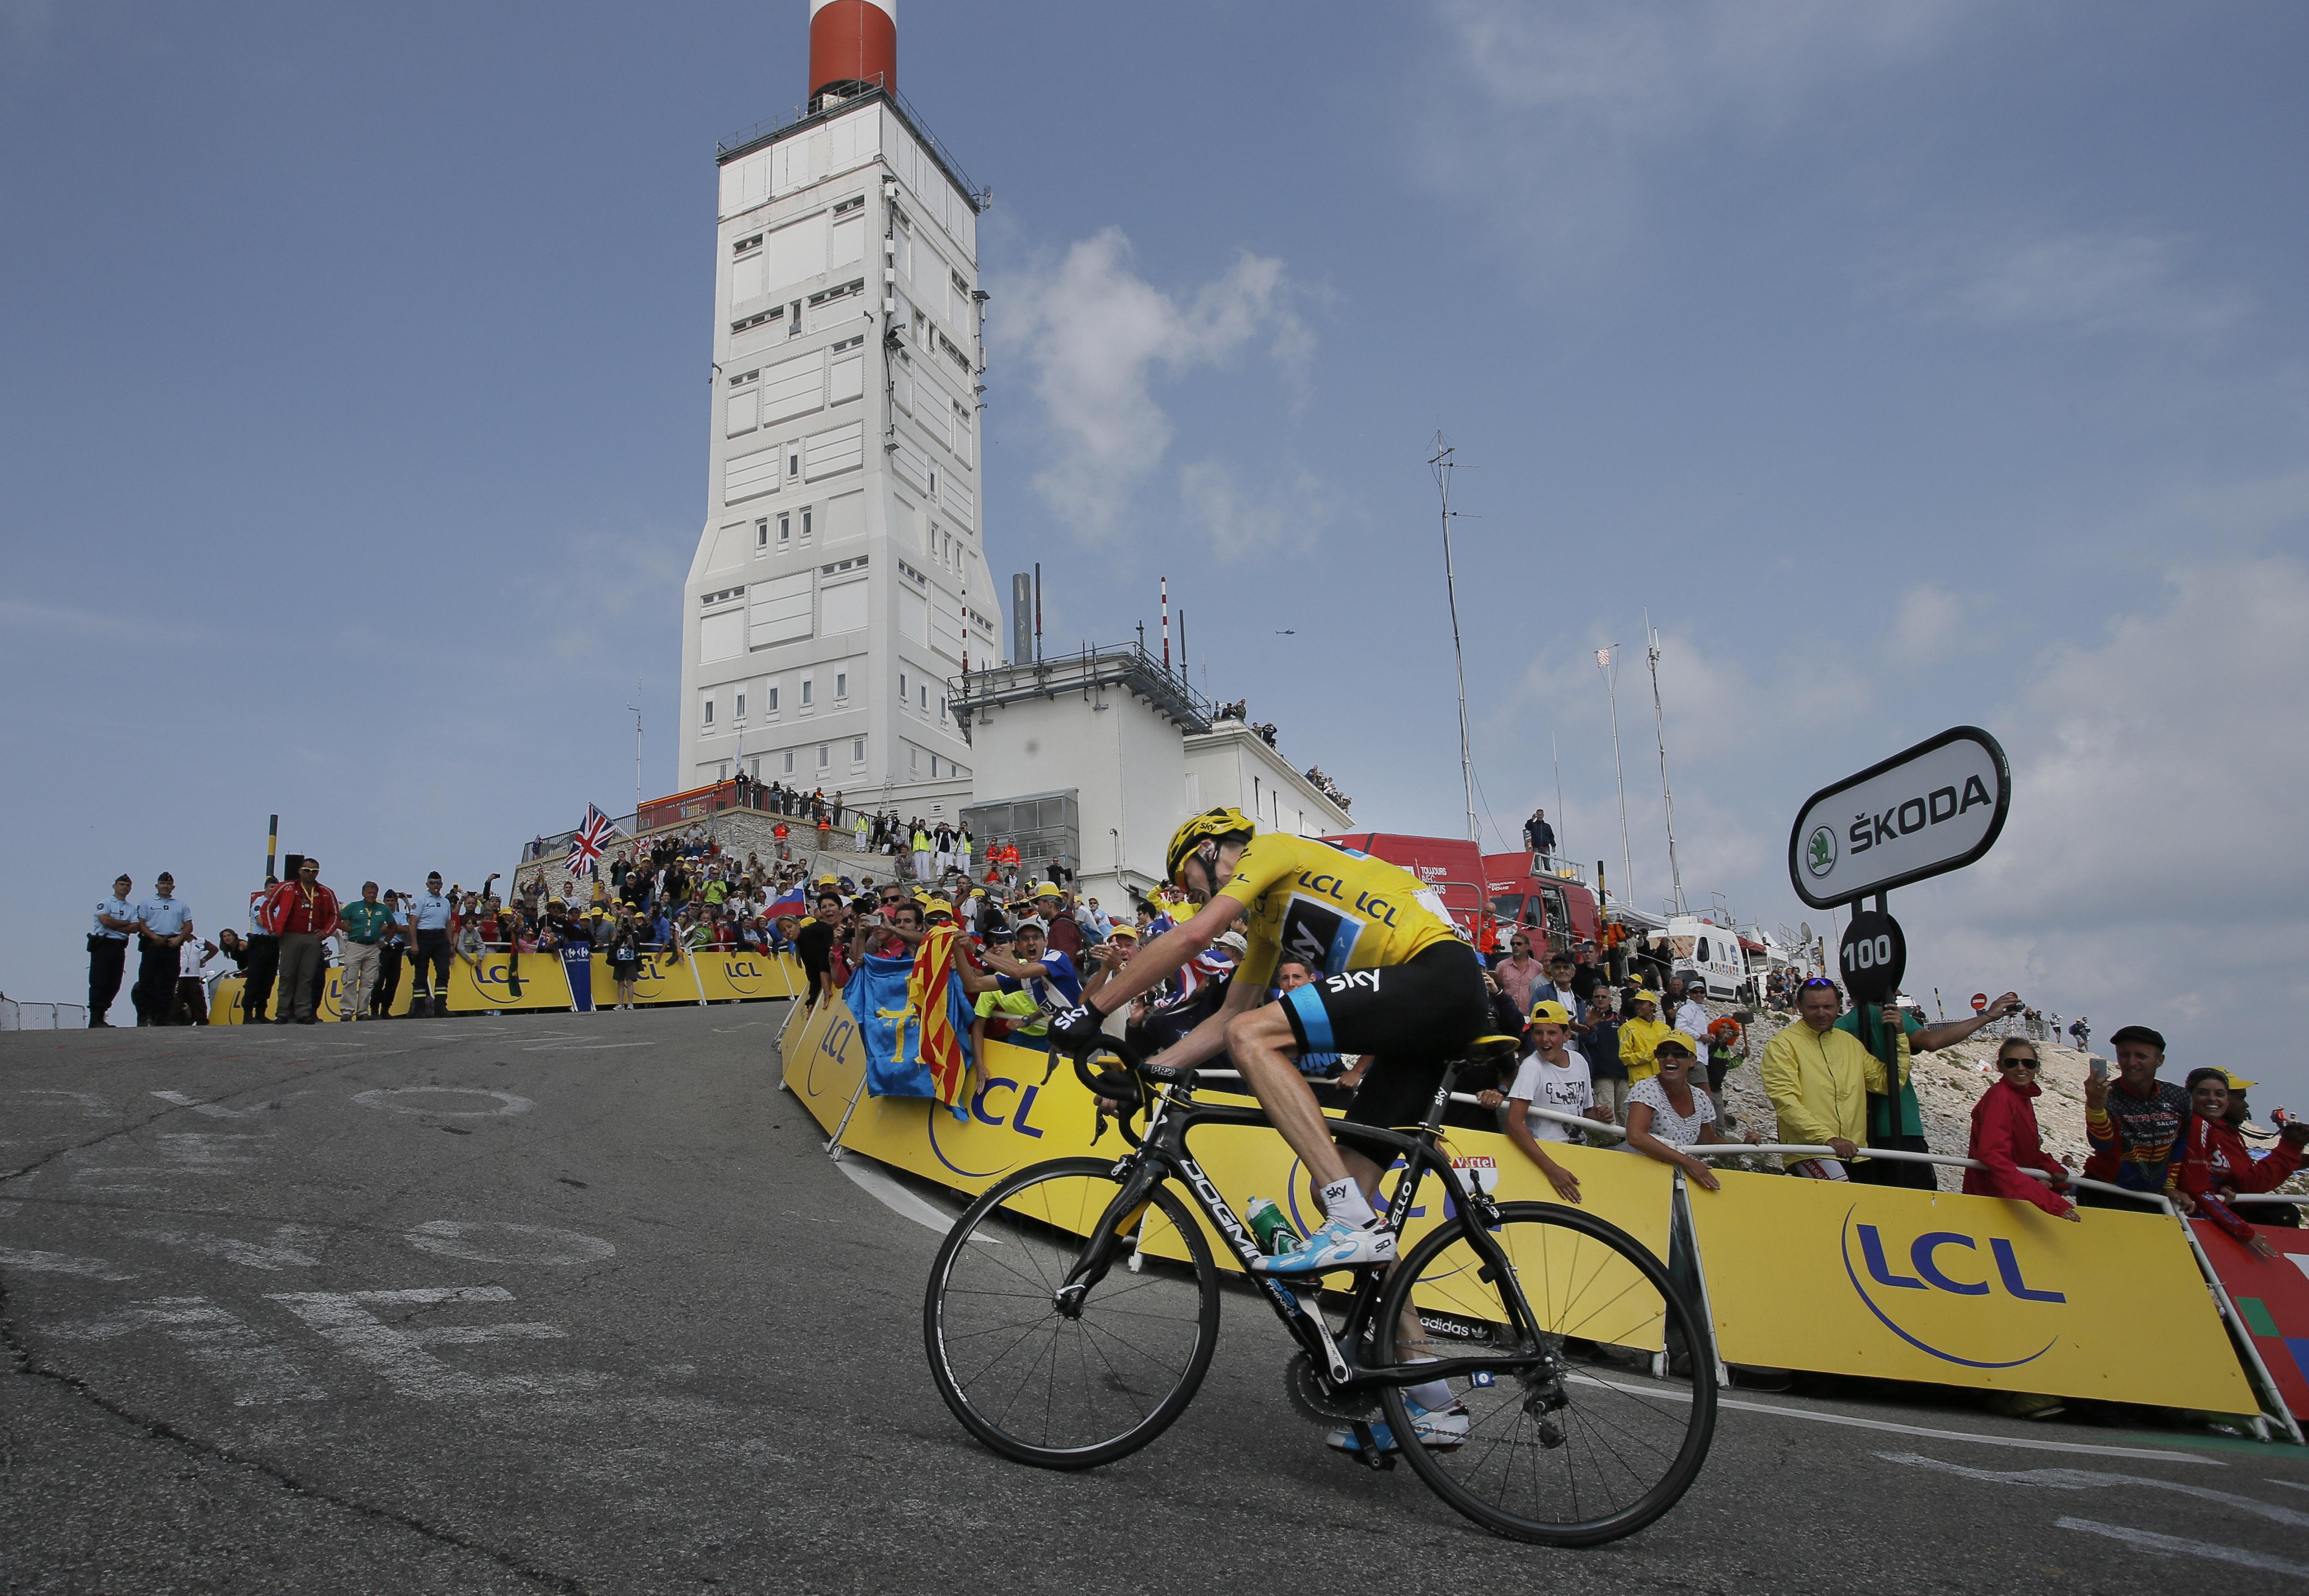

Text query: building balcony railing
(715, 78), (986, 214)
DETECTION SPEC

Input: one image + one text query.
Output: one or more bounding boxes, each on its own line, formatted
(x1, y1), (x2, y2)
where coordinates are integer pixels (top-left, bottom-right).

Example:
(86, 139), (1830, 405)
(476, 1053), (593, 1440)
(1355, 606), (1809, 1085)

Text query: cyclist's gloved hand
(1048, 1002), (1106, 1054)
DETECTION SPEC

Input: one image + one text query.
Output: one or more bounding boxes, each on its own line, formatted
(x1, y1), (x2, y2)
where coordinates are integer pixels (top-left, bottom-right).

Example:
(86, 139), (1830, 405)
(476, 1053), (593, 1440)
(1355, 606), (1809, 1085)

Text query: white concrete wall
(1183, 723), (1351, 840)
(966, 683), (1188, 900)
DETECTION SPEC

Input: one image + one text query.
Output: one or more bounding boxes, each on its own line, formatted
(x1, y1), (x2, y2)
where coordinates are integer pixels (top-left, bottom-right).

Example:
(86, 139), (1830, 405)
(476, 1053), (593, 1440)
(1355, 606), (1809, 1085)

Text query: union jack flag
(566, 804), (620, 873)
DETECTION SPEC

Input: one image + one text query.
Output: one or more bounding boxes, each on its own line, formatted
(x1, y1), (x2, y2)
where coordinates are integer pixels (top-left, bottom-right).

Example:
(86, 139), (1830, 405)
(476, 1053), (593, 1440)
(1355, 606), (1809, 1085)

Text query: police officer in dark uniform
(89, 874), (137, 1026)
(406, 872), (456, 1018)
(133, 873), (193, 1026)
(242, 876), (281, 1022)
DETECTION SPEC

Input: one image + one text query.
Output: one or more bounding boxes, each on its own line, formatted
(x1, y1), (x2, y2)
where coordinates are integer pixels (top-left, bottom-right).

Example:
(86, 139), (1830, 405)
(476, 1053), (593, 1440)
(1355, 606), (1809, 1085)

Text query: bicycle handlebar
(1064, 1029), (1198, 1150)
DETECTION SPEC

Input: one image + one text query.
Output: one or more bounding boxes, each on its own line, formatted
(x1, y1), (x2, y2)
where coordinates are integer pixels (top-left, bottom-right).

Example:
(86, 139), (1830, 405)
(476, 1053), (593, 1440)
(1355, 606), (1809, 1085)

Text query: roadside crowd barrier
(777, 992), (2306, 1440)
(205, 947), (806, 1022)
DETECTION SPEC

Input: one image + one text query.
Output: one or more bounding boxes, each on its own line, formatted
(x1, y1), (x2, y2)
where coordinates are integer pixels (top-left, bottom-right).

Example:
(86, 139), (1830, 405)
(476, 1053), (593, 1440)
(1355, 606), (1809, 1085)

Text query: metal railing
(1506, 1099), (2305, 1445)
(0, 999), (90, 1030)
(715, 78), (985, 211)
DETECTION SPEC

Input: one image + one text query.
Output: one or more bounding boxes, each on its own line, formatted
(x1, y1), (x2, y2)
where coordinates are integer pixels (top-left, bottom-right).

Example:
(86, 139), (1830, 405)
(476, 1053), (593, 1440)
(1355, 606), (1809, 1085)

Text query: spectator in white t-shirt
(1624, 1034), (1761, 1191)
(1496, 1002), (1603, 1203)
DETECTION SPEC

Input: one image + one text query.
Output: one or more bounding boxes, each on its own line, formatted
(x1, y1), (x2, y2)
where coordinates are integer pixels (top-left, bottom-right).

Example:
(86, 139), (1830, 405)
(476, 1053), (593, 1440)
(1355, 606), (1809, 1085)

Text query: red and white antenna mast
(1161, 576), (1171, 670)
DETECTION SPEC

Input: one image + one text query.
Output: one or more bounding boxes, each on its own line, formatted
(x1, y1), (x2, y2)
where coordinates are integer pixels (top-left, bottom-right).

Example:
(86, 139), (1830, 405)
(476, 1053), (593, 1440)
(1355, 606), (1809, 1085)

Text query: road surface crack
(0, 1274), (590, 1593)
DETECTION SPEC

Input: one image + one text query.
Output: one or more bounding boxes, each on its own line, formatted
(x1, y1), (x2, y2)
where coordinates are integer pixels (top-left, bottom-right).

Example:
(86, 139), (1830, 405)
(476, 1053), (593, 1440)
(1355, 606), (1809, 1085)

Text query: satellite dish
(1799, 921), (1813, 943)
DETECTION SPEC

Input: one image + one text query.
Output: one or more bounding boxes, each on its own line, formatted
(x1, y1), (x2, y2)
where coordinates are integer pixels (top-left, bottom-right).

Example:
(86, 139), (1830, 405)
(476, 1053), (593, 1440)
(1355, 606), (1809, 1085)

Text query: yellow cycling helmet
(1166, 806), (1256, 886)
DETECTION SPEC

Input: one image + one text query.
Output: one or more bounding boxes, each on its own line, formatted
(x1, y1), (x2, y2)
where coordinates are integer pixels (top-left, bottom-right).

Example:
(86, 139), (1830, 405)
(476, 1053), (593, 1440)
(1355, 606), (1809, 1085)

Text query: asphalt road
(5, 1005), (2305, 1594)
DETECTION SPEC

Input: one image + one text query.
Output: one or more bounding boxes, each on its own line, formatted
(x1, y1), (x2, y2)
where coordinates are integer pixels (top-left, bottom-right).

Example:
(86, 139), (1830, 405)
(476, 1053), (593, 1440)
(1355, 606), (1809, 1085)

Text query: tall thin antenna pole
(1551, 734), (1566, 865)
(1646, 614), (1685, 915)
(1179, 609), (1188, 680)
(1430, 433), (1478, 844)
(1161, 576), (1171, 671)
(627, 677), (644, 814)
(1597, 647), (1634, 912)
(1033, 562), (1042, 663)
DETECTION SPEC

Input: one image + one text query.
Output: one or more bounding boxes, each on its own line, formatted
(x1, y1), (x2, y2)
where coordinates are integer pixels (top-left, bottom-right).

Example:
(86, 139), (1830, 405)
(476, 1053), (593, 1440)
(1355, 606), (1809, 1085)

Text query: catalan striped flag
(909, 923), (976, 1114)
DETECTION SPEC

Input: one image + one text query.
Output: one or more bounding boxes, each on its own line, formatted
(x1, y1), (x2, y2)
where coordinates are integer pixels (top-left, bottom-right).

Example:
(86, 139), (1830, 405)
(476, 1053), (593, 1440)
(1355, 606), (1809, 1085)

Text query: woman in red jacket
(2173, 1067), (2308, 1259)
(1964, 1039), (2079, 1220)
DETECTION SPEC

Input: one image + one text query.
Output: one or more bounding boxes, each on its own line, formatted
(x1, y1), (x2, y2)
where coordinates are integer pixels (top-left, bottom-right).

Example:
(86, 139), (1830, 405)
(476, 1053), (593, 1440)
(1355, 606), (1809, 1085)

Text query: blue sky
(6, 2), (2306, 1103)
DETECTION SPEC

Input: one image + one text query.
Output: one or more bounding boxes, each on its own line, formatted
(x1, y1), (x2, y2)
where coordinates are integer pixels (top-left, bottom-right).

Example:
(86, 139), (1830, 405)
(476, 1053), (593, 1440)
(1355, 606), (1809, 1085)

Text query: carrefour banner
(1687, 1169), (2252, 1412)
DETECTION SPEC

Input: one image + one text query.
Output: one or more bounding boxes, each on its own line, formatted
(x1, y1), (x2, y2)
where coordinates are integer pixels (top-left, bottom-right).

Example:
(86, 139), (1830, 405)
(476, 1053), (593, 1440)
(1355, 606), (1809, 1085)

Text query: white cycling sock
(1407, 1356), (1453, 1411)
(1320, 1178), (1376, 1229)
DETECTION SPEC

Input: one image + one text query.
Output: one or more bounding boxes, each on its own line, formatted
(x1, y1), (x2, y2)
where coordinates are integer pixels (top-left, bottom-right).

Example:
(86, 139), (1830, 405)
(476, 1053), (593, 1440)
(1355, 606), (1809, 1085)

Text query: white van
(1665, 915), (1748, 1002)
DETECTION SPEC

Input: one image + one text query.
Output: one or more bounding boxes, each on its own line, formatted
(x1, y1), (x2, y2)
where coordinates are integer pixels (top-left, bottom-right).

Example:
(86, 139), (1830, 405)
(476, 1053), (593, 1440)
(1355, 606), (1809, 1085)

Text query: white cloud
(1917, 230), (2250, 340)
(1179, 461), (1334, 562)
(1888, 583), (1963, 660)
(1417, 0), (1975, 267)
(988, 228), (1306, 539)
(1898, 556), (2309, 1092)
(1437, 0), (1970, 135)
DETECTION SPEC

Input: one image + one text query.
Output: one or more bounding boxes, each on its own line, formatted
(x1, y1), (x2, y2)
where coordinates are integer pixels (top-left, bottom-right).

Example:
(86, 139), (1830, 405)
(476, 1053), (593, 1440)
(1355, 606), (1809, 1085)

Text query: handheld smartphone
(2088, 1056), (2109, 1082)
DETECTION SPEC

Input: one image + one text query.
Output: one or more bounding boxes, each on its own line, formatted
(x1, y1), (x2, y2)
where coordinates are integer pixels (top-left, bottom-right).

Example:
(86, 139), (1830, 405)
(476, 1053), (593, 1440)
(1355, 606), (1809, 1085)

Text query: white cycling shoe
(1324, 1400), (1471, 1454)
(1250, 1218), (1396, 1275)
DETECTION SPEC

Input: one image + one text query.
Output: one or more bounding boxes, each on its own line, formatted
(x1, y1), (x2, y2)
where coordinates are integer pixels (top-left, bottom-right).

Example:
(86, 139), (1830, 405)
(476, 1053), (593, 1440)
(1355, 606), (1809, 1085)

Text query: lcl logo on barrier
(925, 1074), (1058, 1180)
(1840, 1206), (2065, 1369)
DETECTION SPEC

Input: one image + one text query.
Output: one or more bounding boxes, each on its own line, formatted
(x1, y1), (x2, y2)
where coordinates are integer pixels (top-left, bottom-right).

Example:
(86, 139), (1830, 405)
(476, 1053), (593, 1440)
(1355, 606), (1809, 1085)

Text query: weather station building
(679, 0), (996, 816)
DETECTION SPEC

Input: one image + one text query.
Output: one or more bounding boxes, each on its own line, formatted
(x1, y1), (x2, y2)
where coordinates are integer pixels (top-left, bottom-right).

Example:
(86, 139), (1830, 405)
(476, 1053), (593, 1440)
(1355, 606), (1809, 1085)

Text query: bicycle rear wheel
(924, 1157), (1220, 1469)
(1375, 1202), (1715, 1545)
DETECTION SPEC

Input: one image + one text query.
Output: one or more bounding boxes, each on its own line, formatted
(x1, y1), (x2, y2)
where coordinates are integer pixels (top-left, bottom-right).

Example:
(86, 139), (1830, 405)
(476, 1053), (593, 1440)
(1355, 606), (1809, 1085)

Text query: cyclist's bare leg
(1225, 1003), (1355, 1195)
(1337, 1136), (1440, 1369)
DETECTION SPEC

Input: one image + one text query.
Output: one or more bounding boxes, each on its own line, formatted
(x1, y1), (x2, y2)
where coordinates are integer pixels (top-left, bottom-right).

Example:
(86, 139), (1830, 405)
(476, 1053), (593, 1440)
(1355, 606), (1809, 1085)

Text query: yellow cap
(1626, 989), (1657, 1006)
(1528, 1000), (1572, 1025)
(815, 873), (838, 884)
(1109, 924), (1139, 941)
(2225, 1071), (2257, 1090)
(926, 899), (954, 916)
(1035, 882), (1063, 898)
(1654, 1031), (1701, 1058)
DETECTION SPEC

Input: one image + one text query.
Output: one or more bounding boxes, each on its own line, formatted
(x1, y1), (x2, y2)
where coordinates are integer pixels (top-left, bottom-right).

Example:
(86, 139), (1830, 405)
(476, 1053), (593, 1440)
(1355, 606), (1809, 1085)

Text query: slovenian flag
(764, 889), (808, 919)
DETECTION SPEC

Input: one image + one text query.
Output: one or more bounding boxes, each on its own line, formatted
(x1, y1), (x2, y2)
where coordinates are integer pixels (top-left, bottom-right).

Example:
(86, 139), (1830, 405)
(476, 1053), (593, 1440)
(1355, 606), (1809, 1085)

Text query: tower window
(778, 513), (791, 545)
(756, 518), (768, 549)
(852, 738), (864, 762)
(735, 690), (746, 719)
(800, 677), (813, 706)
(835, 671), (848, 699)
(817, 744), (829, 770)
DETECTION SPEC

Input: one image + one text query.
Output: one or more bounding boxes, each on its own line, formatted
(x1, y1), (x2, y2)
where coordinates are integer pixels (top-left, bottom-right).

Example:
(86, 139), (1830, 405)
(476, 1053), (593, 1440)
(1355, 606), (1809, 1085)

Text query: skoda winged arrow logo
(1805, 826), (1838, 878)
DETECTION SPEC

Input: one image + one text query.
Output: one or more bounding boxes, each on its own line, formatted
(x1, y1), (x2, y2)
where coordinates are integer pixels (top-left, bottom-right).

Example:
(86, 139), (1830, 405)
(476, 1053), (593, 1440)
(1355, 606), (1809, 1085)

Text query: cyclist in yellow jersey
(1049, 808), (1495, 1277)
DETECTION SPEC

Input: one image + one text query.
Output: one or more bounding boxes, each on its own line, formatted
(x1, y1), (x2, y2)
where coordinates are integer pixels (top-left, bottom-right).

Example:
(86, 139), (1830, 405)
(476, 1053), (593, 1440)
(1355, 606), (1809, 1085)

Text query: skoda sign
(1787, 726), (2011, 909)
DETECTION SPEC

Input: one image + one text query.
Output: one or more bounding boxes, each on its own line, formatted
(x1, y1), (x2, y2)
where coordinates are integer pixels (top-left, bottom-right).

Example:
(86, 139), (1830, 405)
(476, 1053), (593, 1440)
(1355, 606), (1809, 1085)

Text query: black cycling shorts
(1277, 941), (1493, 1130)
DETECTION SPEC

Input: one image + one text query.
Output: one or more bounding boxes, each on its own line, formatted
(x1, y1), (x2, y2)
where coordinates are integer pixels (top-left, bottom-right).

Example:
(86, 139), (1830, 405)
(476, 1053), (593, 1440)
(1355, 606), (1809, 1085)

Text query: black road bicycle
(922, 1035), (1716, 1546)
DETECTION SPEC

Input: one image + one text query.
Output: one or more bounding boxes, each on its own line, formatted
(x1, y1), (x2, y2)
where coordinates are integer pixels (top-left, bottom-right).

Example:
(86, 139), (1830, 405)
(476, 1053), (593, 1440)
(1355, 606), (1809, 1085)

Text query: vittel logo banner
(1787, 726), (2011, 909)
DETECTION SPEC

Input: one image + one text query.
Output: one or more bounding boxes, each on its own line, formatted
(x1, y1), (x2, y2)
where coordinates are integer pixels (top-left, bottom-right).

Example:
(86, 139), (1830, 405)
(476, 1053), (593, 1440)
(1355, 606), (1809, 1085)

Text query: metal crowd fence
(0, 1000), (89, 1030)
(1506, 1098), (2306, 1445)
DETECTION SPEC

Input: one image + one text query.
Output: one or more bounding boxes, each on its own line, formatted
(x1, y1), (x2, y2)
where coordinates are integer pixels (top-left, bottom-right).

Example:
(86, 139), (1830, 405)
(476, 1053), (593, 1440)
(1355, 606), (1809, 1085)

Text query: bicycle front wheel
(923, 1157), (1220, 1469)
(1375, 1202), (1716, 1545)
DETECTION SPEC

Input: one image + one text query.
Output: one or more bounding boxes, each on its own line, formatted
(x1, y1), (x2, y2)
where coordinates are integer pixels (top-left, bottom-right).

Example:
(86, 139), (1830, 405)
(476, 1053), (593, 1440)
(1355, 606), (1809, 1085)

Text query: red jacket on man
(1962, 1076), (2073, 1216)
(262, 880), (341, 938)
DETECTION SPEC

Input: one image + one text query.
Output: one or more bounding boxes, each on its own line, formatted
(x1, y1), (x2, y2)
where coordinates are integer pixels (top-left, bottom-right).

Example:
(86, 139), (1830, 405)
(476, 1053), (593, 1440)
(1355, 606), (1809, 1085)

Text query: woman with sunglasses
(1961, 1040), (2079, 1220)
(2171, 1067), (2308, 1259)
(1624, 1034), (1763, 1192)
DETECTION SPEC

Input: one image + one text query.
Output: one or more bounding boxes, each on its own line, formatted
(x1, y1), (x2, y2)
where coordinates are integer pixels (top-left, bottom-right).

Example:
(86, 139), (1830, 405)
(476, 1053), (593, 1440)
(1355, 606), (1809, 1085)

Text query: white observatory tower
(678, 0), (993, 813)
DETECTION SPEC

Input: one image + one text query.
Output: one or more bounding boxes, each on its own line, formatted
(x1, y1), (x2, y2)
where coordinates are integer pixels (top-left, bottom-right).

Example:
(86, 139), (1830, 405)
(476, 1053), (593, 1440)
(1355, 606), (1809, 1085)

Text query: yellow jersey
(1216, 834), (1460, 992)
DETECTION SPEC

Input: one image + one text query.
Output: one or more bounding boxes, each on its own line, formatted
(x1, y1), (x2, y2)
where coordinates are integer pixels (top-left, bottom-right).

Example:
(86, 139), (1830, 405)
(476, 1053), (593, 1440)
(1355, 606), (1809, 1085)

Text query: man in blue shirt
(134, 874), (193, 1026)
(973, 919), (1082, 1053)
(405, 872), (456, 1018)
(89, 874), (138, 1027)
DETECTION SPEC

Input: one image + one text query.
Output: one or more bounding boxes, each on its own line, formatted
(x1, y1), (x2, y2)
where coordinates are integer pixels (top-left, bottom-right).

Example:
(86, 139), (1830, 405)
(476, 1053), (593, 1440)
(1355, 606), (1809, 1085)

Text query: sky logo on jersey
(1279, 895), (1362, 976)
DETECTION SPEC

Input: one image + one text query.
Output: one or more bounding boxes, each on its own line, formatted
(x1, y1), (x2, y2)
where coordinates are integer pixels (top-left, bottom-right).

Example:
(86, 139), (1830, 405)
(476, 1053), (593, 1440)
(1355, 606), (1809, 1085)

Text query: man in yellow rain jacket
(1617, 989), (1675, 1084)
(1759, 978), (1891, 1179)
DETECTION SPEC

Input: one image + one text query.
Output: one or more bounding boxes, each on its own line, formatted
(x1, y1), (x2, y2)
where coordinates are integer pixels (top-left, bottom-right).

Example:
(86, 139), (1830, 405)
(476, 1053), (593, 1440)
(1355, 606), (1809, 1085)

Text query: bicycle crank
(1283, 1350), (1376, 1427)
